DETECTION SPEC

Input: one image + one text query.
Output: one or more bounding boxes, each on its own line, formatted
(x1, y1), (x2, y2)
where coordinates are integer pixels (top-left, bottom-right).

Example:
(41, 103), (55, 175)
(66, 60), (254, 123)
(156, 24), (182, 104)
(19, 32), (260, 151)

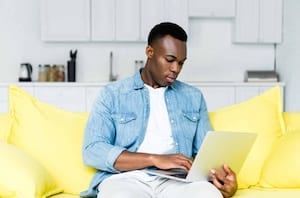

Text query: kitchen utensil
(67, 49), (77, 82)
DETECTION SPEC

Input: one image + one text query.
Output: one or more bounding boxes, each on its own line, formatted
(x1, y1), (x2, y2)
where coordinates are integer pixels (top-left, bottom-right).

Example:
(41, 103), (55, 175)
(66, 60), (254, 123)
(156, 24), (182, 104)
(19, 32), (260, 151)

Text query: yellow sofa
(1, 85), (300, 198)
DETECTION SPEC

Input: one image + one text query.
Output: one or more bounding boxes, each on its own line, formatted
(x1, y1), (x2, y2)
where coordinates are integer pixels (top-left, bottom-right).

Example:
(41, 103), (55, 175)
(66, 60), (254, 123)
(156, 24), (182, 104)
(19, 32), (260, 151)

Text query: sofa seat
(49, 188), (300, 198)
(234, 188), (300, 198)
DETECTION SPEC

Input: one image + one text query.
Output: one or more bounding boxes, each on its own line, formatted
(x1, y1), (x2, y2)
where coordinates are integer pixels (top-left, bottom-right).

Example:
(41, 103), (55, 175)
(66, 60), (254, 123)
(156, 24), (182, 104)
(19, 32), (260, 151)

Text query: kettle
(19, 63), (33, 82)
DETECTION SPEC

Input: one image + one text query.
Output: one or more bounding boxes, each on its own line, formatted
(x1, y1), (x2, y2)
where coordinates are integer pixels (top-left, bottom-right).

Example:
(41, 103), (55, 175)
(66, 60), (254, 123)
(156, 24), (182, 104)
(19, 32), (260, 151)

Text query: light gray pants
(97, 171), (223, 198)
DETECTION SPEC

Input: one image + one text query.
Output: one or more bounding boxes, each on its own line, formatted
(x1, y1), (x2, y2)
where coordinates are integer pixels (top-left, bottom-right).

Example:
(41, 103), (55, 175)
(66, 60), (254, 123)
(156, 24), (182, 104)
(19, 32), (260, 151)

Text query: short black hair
(147, 22), (187, 45)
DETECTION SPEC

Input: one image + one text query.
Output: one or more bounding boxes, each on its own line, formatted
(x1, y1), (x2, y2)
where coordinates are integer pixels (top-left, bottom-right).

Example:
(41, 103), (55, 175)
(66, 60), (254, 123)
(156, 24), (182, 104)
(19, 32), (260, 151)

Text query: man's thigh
(97, 172), (153, 198)
(157, 180), (223, 198)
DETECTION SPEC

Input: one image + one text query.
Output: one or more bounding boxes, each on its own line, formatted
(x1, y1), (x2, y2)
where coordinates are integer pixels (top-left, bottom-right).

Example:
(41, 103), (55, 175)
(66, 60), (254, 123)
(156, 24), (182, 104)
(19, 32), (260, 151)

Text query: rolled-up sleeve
(82, 87), (125, 173)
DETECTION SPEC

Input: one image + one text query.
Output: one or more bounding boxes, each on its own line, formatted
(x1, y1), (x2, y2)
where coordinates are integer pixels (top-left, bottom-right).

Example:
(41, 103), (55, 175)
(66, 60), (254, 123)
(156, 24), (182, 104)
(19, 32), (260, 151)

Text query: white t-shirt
(137, 85), (176, 154)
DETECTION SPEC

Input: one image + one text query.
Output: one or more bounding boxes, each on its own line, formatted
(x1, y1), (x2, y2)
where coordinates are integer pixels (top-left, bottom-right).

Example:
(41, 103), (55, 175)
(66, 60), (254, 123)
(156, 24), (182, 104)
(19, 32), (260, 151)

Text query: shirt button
(193, 116), (197, 120)
(171, 119), (174, 123)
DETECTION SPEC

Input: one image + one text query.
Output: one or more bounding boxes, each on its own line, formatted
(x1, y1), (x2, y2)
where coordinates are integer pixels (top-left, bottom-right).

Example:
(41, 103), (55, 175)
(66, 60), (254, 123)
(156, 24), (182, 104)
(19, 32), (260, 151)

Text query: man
(82, 22), (237, 198)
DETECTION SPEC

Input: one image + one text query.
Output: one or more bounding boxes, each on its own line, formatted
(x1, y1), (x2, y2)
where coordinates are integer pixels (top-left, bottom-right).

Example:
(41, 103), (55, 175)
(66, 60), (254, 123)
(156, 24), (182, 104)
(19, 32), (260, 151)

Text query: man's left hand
(209, 164), (237, 198)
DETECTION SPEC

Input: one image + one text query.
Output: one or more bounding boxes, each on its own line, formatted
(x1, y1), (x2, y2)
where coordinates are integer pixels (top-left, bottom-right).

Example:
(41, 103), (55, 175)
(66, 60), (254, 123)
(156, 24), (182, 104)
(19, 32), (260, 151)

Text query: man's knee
(97, 177), (150, 198)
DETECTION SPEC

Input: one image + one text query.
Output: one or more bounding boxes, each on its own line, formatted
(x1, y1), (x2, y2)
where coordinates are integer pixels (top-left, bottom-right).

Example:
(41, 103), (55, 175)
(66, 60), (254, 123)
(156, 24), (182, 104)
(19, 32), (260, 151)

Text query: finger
(210, 169), (224, 187)
(223, 164), (233, 175)
(175, 154), (193, 168)
(177, 159), (193, 171)
(211, 168), (226, 182)
(222, 164), (236, 182)
(177, 154), (193, 164)
(210, 173), (232, 198)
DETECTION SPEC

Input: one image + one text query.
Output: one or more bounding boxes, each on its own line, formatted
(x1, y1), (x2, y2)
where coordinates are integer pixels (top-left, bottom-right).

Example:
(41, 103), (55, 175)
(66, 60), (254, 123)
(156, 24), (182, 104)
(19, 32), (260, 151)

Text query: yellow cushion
(0, 140), (62, 198)
(0, 185), (15, 198)
(234, 188), (300, 198)
(8, 85), (96, 195)
(0, 113), (11, 141)
(259, 131), (300, 188)
(209, 86), (285, 189)
(282, 112), (300, 132)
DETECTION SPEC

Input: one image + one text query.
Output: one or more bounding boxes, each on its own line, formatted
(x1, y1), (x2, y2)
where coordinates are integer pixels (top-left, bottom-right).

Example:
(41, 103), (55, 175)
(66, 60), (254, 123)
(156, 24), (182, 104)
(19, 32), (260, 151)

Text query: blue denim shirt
(80, 70), (211, 198)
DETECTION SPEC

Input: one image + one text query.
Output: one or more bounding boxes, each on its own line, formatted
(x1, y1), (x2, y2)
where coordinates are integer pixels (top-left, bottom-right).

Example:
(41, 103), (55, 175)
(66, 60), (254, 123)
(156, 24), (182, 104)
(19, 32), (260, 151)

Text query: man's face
(145, 35), (187, 88)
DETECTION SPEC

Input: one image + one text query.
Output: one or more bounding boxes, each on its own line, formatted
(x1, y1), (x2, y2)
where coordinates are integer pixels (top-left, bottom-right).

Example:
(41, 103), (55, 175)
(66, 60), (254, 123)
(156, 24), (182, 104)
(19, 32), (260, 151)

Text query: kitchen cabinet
(41, 0), (188, 42)
(41, 0), (90, 41)
(91, 0), (115, 41)
(199, 86), (235, 111)
(233, 0), (283, 43)
(115, 0), (140, 41)
(34, 86), (86, 112)
(188, 0), (235, 18)
(140, 0), (188, 41)
(92, 0), (140, 41)
(0, 82), (284, 113)
(235, 86), (277, 103)
(85, 86), (104, 111)
(192, 82), (284, 111)
(140, 0), (164, 41)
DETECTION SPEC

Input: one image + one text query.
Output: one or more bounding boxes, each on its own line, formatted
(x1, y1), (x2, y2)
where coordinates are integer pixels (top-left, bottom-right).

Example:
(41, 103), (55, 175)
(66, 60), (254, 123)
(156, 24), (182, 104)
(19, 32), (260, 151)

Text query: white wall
(0, 0), (276, 83)
(3, 0), (299, 111)
(182, 19), (274, 82)
(277, 0), (300, 111)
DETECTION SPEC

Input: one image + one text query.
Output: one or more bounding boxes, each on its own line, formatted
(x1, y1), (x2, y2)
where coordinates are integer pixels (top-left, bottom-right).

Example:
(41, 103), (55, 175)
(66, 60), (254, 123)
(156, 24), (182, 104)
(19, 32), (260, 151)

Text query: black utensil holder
(67, 60), (76, 82)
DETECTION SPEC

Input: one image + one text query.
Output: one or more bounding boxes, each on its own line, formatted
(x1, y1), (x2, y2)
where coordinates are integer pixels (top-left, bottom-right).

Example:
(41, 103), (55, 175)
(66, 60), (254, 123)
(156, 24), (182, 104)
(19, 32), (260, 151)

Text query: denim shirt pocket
(183, 112), (200, 122)
(112, 112), (137, 124)
(112, 112), (138, 147)
(181, 112), (201, 141)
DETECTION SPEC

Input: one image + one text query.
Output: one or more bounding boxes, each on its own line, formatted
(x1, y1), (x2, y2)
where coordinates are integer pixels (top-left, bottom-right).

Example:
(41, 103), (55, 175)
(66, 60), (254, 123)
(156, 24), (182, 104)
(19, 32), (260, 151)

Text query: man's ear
(146, 45), (154, 58)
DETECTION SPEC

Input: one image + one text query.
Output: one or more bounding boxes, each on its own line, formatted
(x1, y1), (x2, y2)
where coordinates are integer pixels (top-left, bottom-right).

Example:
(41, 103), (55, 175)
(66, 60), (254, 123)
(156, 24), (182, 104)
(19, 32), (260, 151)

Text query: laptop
(143, 131), (257, 182)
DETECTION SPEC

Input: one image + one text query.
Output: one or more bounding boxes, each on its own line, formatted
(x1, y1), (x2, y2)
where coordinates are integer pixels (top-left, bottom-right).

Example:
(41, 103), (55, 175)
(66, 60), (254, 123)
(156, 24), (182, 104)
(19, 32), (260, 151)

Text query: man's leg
(97, 172), (153, 198)
(156, 179), (223, 198)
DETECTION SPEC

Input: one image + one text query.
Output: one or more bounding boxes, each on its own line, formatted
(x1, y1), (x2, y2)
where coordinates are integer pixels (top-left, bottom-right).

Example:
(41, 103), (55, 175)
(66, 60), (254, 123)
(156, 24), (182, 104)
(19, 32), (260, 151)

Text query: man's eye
(166, 59), (174, 62)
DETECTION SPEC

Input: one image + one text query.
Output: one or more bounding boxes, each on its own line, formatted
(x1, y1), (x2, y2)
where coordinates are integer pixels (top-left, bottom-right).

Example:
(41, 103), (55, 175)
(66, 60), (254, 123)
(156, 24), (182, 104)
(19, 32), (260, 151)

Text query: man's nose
(170, 62), (181, 73)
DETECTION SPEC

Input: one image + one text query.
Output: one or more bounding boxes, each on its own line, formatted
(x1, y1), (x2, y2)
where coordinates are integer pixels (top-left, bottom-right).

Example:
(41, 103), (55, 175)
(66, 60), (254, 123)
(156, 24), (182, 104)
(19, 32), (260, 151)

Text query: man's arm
(114, 150), (193, 171)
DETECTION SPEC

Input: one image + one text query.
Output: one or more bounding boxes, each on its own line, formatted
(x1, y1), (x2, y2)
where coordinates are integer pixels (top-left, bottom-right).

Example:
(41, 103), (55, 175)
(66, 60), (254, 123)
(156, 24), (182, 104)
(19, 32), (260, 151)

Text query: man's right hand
(114, 151), (192, 171)
(150, 153), (193, 171)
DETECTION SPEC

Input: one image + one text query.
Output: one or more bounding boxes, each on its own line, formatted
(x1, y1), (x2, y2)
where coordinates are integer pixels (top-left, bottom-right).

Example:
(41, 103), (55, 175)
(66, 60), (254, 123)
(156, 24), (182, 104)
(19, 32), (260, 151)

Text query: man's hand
(114, 151), (193, 172)
(150, 153), (193, 171)
(209, 164), (237, 198)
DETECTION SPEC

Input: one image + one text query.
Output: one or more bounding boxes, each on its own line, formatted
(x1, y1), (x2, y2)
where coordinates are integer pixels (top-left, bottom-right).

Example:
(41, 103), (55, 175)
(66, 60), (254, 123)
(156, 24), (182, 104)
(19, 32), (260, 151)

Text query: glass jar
(56, 65), (65, 82)
(38, 64), (49, 82)
(48, 65), (57, 82)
